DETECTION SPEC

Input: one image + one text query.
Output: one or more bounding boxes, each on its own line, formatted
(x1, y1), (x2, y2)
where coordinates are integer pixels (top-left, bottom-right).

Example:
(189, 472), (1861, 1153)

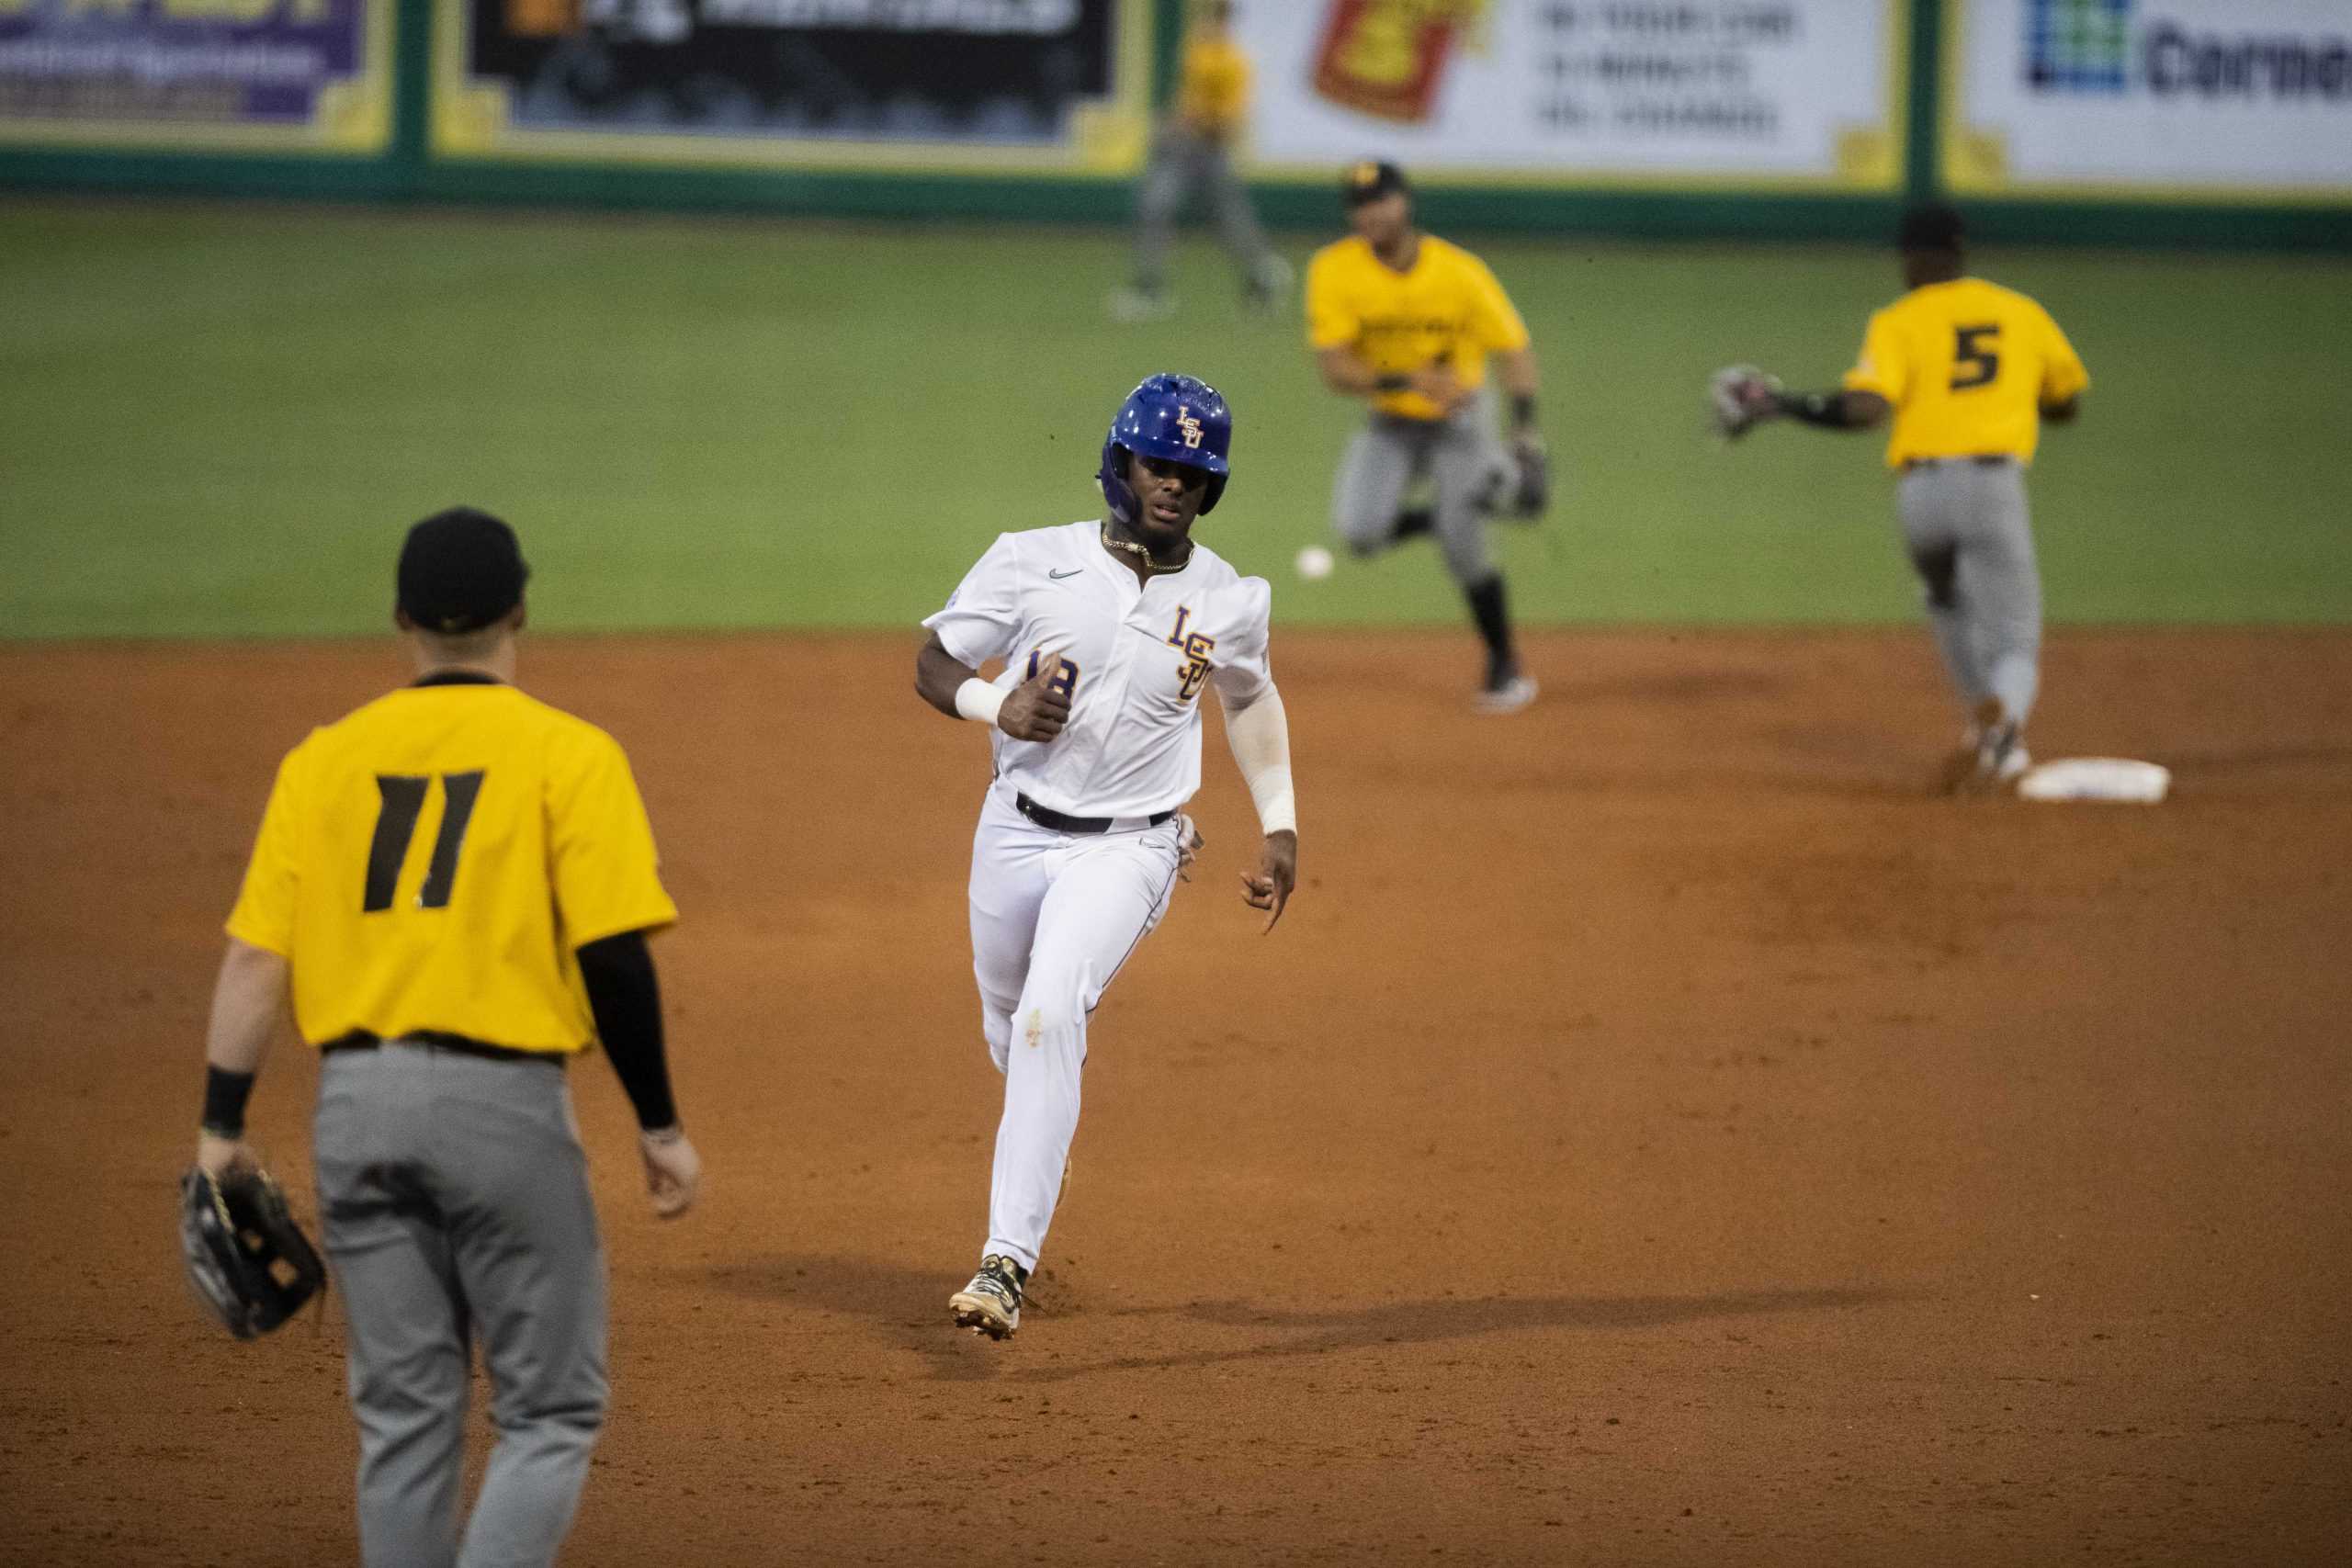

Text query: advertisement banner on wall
(435, 0), (1150, 173)
(1948, 0), (2352, 198)
(1231, 0), (1905, 190)
(0, 0), (390, 153)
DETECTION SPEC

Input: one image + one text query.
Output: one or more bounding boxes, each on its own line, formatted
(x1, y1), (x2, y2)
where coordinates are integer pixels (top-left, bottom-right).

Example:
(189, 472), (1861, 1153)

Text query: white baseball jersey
(923, 520), (1273, 819)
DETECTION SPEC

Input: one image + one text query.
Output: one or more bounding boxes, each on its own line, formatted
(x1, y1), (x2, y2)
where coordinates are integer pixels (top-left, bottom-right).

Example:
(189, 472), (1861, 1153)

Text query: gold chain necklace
(1100, 521), (1193, 576)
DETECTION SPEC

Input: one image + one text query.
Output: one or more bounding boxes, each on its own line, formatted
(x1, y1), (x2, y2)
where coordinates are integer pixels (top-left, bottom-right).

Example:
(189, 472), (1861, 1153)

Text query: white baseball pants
(966, 780), (1185, 1274)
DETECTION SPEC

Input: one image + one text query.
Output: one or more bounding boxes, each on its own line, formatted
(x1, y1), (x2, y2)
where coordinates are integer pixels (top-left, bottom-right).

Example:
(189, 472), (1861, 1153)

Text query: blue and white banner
(1949, 0), (2352, 197)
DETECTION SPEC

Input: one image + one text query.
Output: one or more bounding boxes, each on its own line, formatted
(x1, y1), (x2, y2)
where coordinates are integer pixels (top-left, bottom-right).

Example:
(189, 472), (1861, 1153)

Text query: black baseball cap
(1897, 202), (1965, 254)
(396, 507), (528, 634)
(1341, 159), (1409, 207)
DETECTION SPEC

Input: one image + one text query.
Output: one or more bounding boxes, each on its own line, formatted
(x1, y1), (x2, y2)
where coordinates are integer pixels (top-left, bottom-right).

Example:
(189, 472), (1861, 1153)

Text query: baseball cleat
(1942, 697), (2028, 794)
(1476, 663), (1538, 716)
(949, 1254), (1027, 1340)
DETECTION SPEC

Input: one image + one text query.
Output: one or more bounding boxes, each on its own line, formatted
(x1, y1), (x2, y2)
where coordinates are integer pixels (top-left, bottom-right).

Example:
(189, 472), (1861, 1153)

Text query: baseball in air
(1295, 545), (1335, 581)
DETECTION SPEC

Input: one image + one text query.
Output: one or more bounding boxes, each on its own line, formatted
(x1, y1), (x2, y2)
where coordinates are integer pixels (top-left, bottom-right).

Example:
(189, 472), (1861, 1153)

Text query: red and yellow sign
(1310, 0), (1487, 125)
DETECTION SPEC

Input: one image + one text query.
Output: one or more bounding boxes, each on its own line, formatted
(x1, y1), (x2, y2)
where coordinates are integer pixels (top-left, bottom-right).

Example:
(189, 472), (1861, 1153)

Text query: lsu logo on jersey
(1164, 607), (1216, 702)
(1175, 405), (1204, 450)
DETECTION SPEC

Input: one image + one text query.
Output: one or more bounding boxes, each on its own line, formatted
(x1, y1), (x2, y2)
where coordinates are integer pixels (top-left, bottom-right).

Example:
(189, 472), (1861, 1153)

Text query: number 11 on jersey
(364, 771), (484, 913)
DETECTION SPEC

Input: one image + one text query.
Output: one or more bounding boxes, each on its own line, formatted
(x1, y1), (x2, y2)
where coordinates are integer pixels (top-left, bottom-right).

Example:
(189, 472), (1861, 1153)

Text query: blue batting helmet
(1098, 373), (1232, 525)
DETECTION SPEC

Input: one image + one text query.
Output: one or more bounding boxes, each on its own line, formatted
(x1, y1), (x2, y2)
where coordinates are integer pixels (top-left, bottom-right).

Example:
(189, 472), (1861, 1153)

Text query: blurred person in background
(1111, 0), (1292, 321)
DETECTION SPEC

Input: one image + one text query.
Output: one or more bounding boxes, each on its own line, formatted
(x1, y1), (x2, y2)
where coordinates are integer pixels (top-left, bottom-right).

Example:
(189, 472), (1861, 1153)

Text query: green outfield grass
(4, 200), (2348, 639)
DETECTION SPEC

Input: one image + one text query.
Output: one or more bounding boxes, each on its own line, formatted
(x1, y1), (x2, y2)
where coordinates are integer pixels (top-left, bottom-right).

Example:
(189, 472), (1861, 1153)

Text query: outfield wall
(2, 0), (2346, 247)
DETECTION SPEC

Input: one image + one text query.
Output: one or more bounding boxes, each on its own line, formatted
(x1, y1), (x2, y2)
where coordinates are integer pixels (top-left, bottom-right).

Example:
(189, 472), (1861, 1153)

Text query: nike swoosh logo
(1048, 568), (1083, 580)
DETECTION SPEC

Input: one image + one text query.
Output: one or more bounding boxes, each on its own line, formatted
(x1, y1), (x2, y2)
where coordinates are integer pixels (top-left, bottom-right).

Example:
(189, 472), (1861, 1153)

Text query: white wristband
(954, 677), (1007, 728)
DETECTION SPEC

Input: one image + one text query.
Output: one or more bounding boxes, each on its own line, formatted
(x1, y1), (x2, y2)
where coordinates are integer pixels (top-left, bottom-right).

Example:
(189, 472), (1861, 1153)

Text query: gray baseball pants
(1894, 457), (2041, 726)
(314, 1043), (608, 1568)
(1133, 125), (1275, 295)
(1331, 385), (1515, 587)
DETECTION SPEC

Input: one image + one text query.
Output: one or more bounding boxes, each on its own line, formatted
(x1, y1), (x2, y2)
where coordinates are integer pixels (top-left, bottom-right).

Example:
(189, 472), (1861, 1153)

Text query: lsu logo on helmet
(1097, 374), (1233, 525)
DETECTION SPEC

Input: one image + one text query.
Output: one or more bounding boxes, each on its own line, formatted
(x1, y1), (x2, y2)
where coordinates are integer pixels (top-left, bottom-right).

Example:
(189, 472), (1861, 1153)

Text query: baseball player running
(1713, 203), (2089, 789)
(1111, 1), (1290, 321)
(193, 508), (701, 1567)
(1307, 159), (1550, 713)
(914, 373), (1299, 1339)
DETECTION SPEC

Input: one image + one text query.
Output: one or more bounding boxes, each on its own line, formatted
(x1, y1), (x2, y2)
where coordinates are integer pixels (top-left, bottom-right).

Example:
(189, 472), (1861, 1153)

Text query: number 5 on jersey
(364, 771), (485, 912)
(1024, 650), (1080, 700)
(1951, 324), (2001, 390)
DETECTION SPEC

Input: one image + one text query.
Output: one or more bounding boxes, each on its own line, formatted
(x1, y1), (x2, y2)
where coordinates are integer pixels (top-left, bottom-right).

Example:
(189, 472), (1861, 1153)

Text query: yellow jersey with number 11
(225, 676), (676, 1056)
(1842, 276), (2088, 468)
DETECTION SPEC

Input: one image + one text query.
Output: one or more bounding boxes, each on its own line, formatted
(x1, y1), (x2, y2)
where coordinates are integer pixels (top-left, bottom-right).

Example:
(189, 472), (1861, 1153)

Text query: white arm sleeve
(1221, 683), (1295, 836)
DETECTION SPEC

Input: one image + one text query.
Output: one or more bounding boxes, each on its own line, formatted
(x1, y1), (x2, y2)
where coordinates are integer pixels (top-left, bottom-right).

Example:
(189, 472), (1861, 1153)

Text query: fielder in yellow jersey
(1716, 204), (2088, 790)
(1307, 224), (1528, 423)
(1114, 1), (1290, 321)
(195, 509), (701, 1568)
(1307, 160), (1550, 712)
(1844, 275), (2087, 469)
(228, 674), (673, 1054)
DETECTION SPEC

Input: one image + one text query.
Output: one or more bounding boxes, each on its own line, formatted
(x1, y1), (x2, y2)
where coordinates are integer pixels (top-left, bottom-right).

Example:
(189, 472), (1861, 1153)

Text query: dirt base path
(5, 627), (2349, 1566)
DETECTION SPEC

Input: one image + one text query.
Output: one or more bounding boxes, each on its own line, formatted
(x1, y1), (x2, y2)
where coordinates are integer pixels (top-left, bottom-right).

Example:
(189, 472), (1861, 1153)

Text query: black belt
(321, 1029), (560, 1066)
(1015, 792), (1176, 835)
(1903, 454), (2014, 470)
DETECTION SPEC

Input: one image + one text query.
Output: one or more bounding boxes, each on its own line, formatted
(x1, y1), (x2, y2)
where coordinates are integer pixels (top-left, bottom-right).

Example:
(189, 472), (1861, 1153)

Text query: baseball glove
(1709, 365), (1782, 441)
(1506, 434), (1551, 519)
(179, 1164), (325, 1339)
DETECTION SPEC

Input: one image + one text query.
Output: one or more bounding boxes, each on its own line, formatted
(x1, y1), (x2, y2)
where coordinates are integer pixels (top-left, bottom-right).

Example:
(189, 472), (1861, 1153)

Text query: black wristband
(1510, 393), (1537, 429)
(1780, 389), (1847, 428)
(201, 1066), (255, 1139)
(1374, 374), (1409, 394)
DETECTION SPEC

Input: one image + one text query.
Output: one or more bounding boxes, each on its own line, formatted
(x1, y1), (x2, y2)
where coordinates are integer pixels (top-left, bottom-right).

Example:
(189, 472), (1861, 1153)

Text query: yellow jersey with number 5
(225, 675), (676, 1055)
(1842, 277), (2088, 468)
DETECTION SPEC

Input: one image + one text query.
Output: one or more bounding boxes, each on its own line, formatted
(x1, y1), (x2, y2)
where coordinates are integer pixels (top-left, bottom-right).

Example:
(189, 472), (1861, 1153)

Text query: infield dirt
(4, 627), (2348, 1566)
